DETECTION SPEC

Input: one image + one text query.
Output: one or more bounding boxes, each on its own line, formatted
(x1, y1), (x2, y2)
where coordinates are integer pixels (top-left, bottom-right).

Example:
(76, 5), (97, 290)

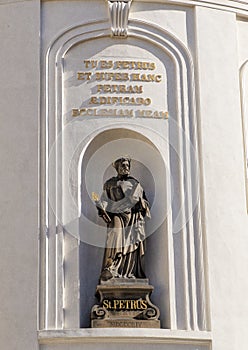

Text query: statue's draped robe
(99, 176), (150, 279)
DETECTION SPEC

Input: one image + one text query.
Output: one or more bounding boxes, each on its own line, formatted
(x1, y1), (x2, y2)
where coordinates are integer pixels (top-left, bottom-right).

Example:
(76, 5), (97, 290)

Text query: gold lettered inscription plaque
(102, 298), (148, 311)
(70, 59), (169, 121)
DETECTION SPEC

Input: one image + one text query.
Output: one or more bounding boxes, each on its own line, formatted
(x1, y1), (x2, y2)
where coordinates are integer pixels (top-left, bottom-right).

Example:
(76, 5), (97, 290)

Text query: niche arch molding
(240, 59), (248, 212)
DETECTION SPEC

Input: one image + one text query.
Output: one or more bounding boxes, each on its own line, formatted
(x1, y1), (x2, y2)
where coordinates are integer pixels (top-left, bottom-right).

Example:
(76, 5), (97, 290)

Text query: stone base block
(91, 278), (160, 328)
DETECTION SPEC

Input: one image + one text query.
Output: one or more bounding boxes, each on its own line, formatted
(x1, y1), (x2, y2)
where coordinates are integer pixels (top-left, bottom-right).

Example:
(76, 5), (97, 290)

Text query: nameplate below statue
(103, 298), (148, 310)
(92, 319), (160, 328)
(91, 278), (161, 328)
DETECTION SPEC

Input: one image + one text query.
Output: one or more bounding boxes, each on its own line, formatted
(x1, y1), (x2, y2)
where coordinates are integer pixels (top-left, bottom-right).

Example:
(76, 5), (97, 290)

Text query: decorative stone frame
(39, 17), (211, 344)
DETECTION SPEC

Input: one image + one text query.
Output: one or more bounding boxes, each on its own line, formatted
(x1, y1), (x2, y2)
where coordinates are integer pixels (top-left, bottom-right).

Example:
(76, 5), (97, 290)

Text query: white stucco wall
(1, 1), (248, 350)
(195, 7), (248, 350)
(0, 0), (40, 349)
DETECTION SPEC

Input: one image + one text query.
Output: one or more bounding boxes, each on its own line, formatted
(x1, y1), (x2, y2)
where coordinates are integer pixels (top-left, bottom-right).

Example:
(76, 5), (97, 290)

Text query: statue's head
(113, 156), (131, 177)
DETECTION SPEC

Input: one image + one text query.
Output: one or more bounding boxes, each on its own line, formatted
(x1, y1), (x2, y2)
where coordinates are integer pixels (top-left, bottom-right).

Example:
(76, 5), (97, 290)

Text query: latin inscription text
(103, 298), (148, 311)
(72, 59), (169, 120)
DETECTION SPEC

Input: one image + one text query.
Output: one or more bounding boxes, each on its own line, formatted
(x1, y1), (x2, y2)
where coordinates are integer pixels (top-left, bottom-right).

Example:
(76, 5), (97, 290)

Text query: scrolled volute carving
(91, 305), (107, 320)
(142, 306), (159, 320)
(134, 306), (160, 320)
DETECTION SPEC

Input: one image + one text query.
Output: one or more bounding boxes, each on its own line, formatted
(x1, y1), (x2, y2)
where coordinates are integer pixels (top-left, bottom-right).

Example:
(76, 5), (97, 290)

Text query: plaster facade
(0, 1), (248, 350)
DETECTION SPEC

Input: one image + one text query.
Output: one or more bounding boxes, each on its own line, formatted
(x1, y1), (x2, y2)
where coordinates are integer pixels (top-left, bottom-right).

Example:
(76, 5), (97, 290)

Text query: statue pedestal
(91, 278), (160, 328)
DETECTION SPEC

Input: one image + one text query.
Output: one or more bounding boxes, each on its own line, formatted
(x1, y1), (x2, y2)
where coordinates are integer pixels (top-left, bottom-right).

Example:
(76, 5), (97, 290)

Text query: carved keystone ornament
(106, 0), (133, 37)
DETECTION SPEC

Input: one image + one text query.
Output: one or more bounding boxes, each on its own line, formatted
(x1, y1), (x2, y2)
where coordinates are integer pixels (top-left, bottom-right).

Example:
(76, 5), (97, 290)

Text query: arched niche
(40, 18), (210, 333)
(78, 127), (170, 328)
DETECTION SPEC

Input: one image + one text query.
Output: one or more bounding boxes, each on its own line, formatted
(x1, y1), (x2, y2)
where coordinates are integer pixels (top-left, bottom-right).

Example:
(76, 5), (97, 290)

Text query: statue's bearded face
(117, 160), (130, 176)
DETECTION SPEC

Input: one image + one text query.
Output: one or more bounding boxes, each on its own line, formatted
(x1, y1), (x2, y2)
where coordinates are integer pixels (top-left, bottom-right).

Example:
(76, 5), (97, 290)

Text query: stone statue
(92, 156), (151, 281)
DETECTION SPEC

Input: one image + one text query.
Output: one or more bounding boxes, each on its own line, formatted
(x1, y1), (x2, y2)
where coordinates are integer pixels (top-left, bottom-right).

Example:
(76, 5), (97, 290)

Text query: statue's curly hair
(112, 156), (131, 170)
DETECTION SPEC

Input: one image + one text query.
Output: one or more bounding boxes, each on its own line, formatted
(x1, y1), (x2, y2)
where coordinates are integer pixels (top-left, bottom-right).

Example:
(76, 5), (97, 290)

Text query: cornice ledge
(38, 329), (212, 345)
(131, 0), (248, 16)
